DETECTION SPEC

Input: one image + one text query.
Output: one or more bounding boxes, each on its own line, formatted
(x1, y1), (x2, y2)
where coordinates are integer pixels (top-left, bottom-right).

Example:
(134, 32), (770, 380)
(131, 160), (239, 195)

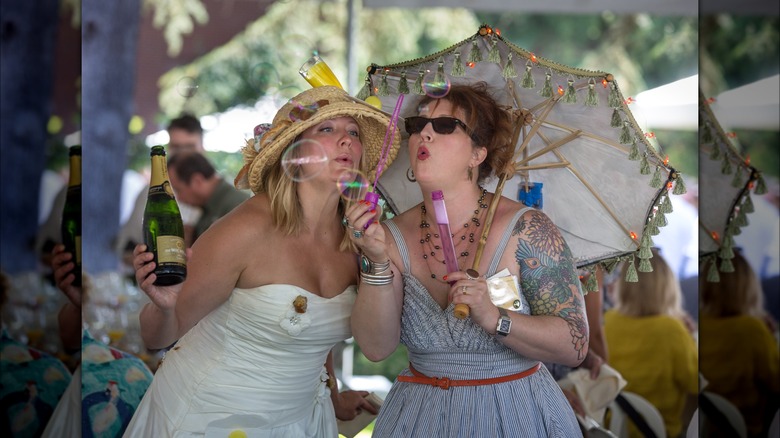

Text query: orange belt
(397, 362), (541, 390)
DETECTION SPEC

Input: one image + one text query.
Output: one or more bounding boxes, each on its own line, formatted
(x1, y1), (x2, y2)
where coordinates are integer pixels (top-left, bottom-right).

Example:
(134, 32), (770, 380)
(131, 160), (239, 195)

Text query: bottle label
(156, 236), (186, 264)
(148, 182), (175, 199)
(75, 236), (82, 264)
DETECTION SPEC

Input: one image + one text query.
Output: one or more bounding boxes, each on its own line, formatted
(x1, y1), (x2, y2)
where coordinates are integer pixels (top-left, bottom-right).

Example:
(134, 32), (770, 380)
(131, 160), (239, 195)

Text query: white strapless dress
(123, 284), (356, 437)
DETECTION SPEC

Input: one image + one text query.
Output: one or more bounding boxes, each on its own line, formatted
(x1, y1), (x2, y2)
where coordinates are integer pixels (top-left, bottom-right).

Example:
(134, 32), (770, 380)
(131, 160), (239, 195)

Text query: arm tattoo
(514, 211), (588, 360)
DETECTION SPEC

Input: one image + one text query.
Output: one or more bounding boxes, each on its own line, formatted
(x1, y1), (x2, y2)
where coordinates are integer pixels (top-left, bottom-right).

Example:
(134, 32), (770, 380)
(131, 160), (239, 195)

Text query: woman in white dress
(124, 86), (399, 437)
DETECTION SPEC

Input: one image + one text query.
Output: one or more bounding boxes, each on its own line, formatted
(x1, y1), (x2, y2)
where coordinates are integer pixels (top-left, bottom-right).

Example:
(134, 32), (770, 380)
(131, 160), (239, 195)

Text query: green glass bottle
(143, 146), (186, 285)
(61, 145), (82, 287)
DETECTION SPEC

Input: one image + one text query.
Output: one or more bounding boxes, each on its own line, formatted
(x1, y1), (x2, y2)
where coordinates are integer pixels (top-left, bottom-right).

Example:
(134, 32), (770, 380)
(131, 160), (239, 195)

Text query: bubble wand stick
(364, 94), (404, 213)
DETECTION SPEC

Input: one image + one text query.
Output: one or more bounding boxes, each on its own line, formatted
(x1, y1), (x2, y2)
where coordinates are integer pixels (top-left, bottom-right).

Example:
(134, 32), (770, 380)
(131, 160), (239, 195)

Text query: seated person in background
(604, 250), (698, 438)
(166, 152), (250, 243)
(699, 250), (779, 438)
(114, 114), (208, 262)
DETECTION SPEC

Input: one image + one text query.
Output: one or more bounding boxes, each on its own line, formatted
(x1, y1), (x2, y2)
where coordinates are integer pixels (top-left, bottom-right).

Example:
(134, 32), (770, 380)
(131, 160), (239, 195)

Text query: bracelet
(360, 253), (391, 275)
(360, 271), (394, 286)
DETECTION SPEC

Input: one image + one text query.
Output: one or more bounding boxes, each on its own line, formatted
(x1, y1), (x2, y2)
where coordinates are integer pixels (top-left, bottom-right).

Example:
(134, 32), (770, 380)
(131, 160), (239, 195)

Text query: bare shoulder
(193, 195), (273, 252)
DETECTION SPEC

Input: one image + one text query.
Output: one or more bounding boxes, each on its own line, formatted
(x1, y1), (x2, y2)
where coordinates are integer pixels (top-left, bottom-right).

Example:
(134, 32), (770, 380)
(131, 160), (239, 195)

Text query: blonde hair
(263, 133), (366, 252)
(615, 249), (684, 317)
(700, 251), (764, 317)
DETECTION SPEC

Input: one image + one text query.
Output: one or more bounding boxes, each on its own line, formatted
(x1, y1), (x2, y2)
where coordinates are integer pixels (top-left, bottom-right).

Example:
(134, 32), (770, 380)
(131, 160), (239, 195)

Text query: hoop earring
(406, 167), (416, 182)
(467, 167), (474, 181)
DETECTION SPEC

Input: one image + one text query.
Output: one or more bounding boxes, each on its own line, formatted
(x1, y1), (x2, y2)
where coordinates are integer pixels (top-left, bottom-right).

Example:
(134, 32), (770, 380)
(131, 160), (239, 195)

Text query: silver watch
(495, 307), (512, 337)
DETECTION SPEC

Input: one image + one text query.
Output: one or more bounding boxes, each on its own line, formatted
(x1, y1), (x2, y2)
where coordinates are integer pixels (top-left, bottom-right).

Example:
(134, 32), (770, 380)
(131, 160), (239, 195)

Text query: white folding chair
(700, 391), (748, 438)
(685, 408), (698, 438)
(768, 409), (779, 438)
(606, 391), (666, 438)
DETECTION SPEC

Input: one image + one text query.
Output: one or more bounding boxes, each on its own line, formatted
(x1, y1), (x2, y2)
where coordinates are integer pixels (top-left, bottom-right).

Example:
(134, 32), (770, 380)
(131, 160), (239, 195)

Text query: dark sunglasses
(404, 116), (474, 138)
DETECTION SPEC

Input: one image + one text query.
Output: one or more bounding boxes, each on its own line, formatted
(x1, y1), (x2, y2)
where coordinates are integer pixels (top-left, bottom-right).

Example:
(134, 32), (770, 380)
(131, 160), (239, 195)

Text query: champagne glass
(299, 54), (344, 89)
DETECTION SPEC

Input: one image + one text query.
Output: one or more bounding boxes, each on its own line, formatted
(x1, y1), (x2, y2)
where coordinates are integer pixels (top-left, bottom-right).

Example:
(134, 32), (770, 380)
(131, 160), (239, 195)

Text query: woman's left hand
(445, 270), (499, 332)
(334, 390), (378, 421)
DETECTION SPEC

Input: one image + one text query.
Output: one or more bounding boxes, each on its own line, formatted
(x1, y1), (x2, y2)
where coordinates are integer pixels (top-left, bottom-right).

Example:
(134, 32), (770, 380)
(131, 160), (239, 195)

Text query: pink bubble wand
(364, 94), (404, 214)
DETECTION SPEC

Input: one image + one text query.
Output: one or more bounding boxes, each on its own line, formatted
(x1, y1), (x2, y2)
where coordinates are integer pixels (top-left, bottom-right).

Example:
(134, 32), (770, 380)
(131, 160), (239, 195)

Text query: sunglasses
(404, 116), (474, 138)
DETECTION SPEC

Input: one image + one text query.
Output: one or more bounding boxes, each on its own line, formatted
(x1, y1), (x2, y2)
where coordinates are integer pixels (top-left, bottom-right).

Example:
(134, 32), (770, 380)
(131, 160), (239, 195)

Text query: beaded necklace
(419, 187), (488, 282)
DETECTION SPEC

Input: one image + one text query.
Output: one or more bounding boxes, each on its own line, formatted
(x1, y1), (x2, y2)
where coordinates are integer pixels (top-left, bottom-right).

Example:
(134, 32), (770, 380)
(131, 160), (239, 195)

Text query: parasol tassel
(709, 144), (721, 160)
(719, 235), (735, 260)
(734, 207), (749, 228)
(730, 221), (742, 236)
(628, 138), (640, 161)
(540, 71), (553, 97)
(742, 194), (754, 213)
(625, 255), (639, 282)
(707, 257), (721, 282)
(502, 52), (517, 78)
(585, 78), (598, 107)
(468, 38), (482, 63)
(720, 154), (733, 175)
(521, 62), (535, 88)
(639, 231), (653, 255)
(619, 121), (632, 144)
(649, 166), (663, 188)
(585, 267), (598, 294)
(723, 232), (734, 248)
(611, 109), (623, 128)
(608, 82), (621, 108)
(413, 69), (425, 95)
(434, 58), (445, 84)
(450, 53), (465, 77)
(654, 211), (668, 227)
(638, 257), (653, 273)
(378, 71), (389, 96)
(701, 124), (713, 143)
(731, 166), (744, 188)
(488, 37), (500, 63)
(398, 70), (410, 94)
(647, 216), (661, 236)
(660, 194), (673, 214)
(754, 173), (767, 194)
(356, 83), (370, 101)
(672, 172), (687, 195)
(719, 257), (735, 273)
(639, 153), (651, 175)
(563, 79), (577, 103)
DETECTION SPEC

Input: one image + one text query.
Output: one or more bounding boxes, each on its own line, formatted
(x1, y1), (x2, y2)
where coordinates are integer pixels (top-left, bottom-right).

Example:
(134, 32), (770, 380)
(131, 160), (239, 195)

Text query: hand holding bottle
(133, 243), (187, 312)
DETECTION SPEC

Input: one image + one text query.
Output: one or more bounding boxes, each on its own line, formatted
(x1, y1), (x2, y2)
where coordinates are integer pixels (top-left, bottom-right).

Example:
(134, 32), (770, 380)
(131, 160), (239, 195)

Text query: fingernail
(442, 275), (448, 281)
(369, 209), (376, 214)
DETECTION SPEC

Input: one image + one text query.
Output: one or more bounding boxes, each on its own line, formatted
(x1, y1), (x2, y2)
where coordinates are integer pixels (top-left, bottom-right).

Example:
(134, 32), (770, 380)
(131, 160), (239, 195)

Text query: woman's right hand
(344, 200), (387, 260)
(133, 244), (182, 311)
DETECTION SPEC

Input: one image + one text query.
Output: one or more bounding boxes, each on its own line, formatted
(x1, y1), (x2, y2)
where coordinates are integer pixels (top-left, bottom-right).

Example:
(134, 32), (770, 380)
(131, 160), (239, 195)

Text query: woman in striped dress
(344, 82), (586, 437)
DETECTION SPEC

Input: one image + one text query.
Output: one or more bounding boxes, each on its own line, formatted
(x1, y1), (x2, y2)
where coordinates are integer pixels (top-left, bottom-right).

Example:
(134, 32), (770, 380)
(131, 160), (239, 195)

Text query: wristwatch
(495, 307), (512, 337)
(360, 254), (390, 275)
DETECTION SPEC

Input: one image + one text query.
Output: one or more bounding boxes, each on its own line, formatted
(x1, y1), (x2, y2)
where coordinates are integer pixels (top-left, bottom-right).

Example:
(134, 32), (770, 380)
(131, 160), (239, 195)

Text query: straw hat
(235, 86), (400, 194)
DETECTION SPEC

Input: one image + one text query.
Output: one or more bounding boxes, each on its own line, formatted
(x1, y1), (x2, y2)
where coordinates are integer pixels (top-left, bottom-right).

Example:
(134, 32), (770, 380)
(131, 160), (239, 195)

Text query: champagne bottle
(143, 146), (186, 285)
(61, 145), (82, 287)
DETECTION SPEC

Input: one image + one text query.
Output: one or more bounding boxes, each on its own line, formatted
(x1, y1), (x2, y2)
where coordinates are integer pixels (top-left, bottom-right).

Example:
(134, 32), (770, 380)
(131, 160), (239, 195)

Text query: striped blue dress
(375, 211), (582, 437)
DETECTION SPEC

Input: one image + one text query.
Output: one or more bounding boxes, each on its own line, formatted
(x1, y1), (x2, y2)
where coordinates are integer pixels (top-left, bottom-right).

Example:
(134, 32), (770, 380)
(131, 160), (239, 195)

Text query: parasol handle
(453, 173), (509, 319)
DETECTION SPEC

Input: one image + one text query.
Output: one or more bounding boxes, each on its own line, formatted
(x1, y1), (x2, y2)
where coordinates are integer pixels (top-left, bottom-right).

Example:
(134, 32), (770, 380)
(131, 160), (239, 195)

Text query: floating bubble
(281, 139), (329, 182)
(249, 62), (282, 94)
(422, 69), (451, 98)
(176, 76), (199, 98)
(337, 169), (371, 204)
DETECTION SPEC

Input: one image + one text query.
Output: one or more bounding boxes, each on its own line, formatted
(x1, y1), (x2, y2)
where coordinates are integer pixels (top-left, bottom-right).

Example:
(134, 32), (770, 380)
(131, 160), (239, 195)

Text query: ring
(465, 268), (480, 281)
(353, 230), (364, 239)
(461, 285), (468, 294)
(341, 216), (349, 227)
